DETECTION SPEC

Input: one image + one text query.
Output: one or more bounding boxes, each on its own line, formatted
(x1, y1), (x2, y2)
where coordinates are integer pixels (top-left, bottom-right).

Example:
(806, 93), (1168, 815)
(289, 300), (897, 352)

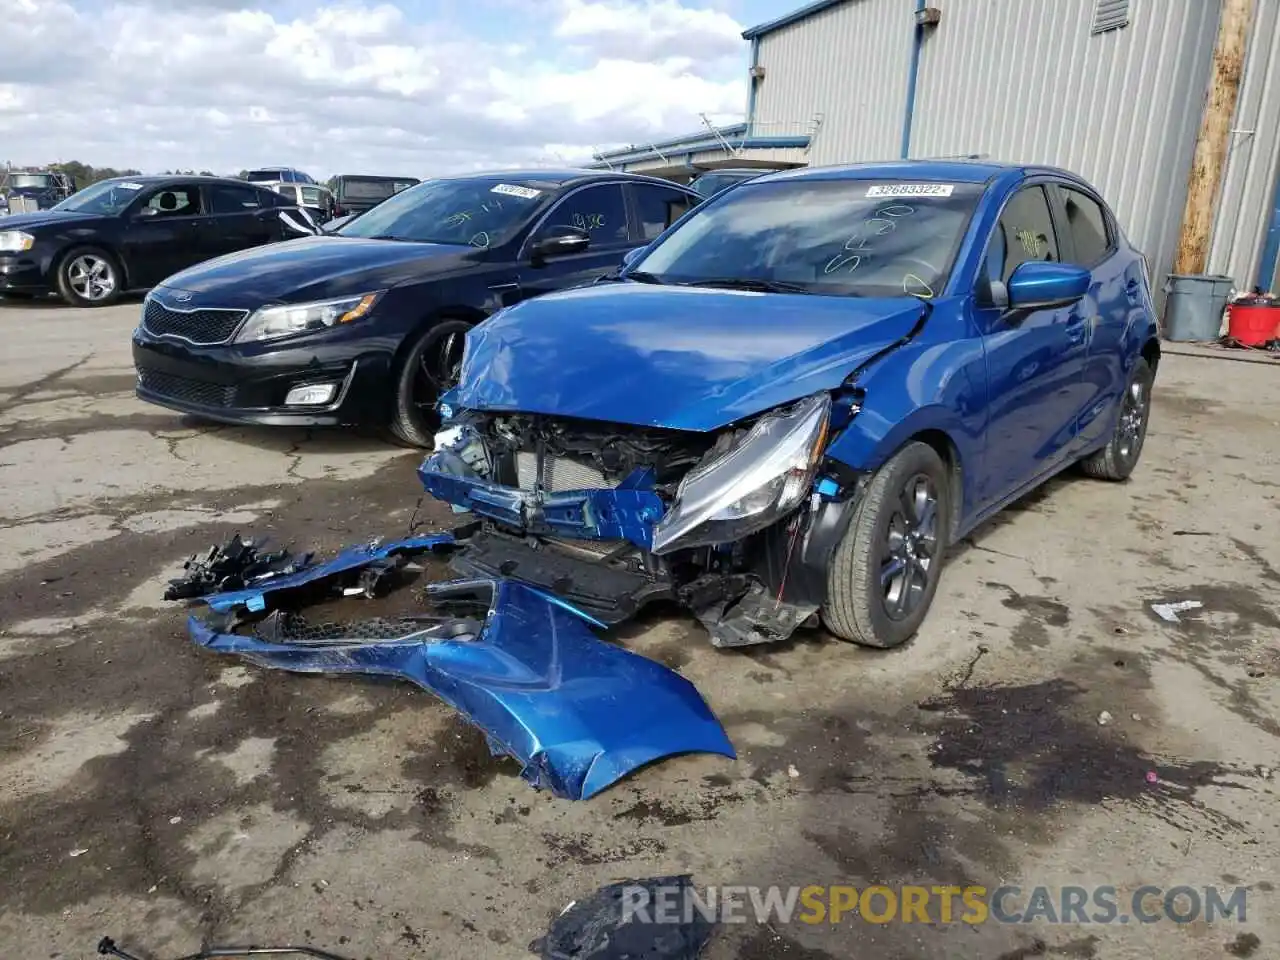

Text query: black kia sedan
(0, 176), (305, 307)
(132, 169), (699, 446)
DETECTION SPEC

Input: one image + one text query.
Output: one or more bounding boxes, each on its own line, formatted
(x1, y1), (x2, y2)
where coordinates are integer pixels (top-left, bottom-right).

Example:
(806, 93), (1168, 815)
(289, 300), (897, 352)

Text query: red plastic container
(1226, 303), (1280, 346)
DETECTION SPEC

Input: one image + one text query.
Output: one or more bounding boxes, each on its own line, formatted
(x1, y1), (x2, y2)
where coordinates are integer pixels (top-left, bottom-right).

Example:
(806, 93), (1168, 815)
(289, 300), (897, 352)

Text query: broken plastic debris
(169, 816), (182, 825)
(1097, 711), (1113, 726)
(533, 875), (717, 959)
(69, 848), (88, 857)
(1150, 600), (1203, 623)
(787, 764), (801, 779)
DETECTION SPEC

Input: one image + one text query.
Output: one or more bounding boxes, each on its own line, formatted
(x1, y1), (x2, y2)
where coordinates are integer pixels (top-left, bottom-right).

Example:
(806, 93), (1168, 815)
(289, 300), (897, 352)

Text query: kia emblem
(173, 291), (193, 303)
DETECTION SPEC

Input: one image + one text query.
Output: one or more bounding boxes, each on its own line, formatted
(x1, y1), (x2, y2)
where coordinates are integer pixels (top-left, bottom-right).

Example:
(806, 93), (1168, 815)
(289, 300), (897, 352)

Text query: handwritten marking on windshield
(1016, 230), (1048, 257)
(445, 211), (473, 227)
(903, 273), (935, 298)
(469, 232), (491, 248)
(824, 204), (915, 275)
(572, 212), (605, 231)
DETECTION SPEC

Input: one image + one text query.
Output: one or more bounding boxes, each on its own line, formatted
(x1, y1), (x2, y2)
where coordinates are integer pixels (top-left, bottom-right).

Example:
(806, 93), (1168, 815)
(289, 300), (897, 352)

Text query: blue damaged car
(419, 160), (1160, 651)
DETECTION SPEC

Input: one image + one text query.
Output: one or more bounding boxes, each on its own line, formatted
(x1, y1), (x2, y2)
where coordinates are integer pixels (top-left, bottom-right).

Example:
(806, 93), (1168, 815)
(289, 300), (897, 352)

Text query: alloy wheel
(879, 473), (940, 621)
(67, 254), (116, 302)
(1117, 378), (1148, 460)
(413, 331), (465, 412)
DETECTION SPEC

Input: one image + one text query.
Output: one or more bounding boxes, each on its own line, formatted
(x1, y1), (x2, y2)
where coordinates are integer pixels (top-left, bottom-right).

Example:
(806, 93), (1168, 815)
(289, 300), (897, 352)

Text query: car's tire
(821, 440), (952, 649)
(55, 246), (123, 307)
(1078, 357), (1153, 482)
(387, 319), (471, 448)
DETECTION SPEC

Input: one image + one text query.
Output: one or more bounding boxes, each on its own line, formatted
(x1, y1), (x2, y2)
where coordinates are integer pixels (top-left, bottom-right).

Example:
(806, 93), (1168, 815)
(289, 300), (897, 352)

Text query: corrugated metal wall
(754, 0), (915, 165)
(1208, 0), (1280, 292)
(909, 0), (1221, 303)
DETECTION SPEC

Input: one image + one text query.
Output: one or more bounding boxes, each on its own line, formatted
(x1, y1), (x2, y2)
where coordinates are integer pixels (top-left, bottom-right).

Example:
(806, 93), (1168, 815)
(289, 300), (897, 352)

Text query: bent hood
(451, 283), (926, 431)
(161, 234), (481, 308)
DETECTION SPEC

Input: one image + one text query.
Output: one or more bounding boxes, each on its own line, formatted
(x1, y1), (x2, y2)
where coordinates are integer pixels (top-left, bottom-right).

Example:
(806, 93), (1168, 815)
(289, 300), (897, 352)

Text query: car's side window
(538, 185), (629, 246)
(142, 186), (202, 217)
(631, 184), (694, 241)
(985, 185), (1060, 287)
(1058, 186), (1111, 266)
(209, 184), (267, 215)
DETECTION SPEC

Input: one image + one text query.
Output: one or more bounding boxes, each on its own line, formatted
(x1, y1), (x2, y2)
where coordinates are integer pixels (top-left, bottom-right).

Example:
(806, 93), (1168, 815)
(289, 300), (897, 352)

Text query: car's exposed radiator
(515, 451), (612, 492)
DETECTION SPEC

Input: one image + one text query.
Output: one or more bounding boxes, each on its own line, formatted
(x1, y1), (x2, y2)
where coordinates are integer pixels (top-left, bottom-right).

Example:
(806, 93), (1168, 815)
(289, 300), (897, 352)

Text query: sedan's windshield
(633, 178), (984, 298)
(52, 179), (147, 215)
(337, 177), (553, 247)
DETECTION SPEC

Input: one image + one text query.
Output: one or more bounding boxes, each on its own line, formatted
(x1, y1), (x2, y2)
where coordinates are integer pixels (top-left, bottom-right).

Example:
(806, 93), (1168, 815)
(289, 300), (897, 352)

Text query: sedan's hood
(452, 282), (926, 431)
(0, 210), (107, 231)
(161, 235), (481, 308)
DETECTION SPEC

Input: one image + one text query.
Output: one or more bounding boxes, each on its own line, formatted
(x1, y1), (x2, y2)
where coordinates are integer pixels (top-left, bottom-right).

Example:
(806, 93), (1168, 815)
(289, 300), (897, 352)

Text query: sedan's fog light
(284, 383), (337, 406)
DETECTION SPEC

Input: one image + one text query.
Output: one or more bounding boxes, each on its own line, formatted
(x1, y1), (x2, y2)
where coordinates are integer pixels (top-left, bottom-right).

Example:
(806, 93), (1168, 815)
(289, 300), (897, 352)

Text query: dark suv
(132, 170), (699, 445)
(332, 175), (421, 218)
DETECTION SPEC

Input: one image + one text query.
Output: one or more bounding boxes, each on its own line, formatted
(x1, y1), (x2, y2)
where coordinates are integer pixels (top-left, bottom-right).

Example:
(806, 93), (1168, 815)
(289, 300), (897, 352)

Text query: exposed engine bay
(421, 394), (859, 648)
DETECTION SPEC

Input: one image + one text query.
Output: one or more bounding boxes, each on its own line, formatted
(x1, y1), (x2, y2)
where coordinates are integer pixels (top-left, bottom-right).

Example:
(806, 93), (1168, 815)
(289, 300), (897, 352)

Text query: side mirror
(530, 225), (590, 262)
(1006, 261), (1091, 311)
(621, 246), (645, 269)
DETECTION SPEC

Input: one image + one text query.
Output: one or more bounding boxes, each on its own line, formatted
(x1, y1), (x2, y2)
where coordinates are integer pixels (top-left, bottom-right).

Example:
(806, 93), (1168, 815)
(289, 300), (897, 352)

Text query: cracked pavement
(1, 297), (1278, 959)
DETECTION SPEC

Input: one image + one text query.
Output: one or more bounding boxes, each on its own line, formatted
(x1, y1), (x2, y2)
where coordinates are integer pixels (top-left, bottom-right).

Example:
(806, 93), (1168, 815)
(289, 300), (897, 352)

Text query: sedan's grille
(143, 297), (248, 345)
(137, 368), (235, 408)
(515, 451), (611, 492)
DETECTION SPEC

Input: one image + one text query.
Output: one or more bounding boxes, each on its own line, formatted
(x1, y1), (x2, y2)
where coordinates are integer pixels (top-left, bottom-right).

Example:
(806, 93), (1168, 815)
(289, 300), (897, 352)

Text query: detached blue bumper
(178, 533), (734, 801)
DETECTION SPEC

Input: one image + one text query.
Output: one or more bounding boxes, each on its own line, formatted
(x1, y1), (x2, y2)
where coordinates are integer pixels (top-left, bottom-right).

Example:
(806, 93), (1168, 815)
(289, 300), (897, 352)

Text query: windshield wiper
(686, 277), (813, 295)
(366, 234), (413, 242)
(624, 271), (665, 284)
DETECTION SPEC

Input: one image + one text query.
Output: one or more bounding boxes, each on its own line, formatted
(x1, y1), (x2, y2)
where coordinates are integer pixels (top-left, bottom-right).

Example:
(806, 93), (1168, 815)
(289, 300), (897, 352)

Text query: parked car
(331, 174), (420, 218)
(268, 182), (335, 222)
(420, 160), (1159, 650)
(246, 167), (317, 185)
(0, 175), (310, 306)
(686, 167), (770, 200)
(131, 170), (700, 445)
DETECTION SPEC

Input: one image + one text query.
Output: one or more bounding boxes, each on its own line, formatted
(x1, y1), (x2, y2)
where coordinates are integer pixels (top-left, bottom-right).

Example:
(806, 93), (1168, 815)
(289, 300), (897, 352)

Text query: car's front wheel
(56, 247), (123, 307)
(821, 441), (952, 649)
(388, 319), (470, 447)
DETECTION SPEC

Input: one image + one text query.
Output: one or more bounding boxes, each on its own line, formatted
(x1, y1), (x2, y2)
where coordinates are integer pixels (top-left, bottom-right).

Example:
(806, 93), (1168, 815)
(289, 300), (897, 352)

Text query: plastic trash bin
(1162, 274), (1235, 341)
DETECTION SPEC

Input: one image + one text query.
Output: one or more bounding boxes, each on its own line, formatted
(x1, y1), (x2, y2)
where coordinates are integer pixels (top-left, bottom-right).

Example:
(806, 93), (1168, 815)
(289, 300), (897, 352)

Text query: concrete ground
(0, 296), (1276, 960)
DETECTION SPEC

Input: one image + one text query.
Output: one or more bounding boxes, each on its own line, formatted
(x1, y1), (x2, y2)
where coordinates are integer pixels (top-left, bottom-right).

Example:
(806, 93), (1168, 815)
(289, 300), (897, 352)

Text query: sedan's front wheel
(822, 441), (952, 649)
(56, 247), (122, 307)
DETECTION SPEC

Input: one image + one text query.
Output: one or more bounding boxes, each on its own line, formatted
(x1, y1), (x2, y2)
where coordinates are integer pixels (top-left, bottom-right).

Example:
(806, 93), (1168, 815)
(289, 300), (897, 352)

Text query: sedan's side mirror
(1006, 261), (1091, 311)
(621, 246), (645, 269)
(530, 225), (590, 263)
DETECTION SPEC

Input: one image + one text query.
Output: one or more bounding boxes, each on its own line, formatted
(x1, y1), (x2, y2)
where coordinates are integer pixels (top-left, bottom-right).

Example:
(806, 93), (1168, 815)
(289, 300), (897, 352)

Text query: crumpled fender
(183, 540), (735, 801)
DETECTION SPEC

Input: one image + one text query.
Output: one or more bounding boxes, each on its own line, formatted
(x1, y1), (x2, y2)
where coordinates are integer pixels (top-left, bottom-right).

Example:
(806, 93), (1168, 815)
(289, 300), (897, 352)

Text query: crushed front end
(419, 392), (864, 646)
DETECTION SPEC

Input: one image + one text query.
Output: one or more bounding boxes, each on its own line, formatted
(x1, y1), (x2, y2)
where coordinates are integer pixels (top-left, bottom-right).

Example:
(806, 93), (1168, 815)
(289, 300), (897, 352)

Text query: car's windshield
(633, 178), (985, 298)
(52, 179), (147, 215)
(337, 177), (553, 247)
(11, 174), (52, 189)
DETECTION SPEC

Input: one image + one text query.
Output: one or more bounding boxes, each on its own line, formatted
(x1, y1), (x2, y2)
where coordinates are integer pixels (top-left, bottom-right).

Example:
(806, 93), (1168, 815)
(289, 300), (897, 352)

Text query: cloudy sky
(3, 0), (798, 178)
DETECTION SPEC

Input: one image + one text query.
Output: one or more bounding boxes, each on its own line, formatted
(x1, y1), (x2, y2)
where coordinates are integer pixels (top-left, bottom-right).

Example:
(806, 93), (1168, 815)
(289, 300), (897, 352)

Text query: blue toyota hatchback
(419, 160), (1159, 651)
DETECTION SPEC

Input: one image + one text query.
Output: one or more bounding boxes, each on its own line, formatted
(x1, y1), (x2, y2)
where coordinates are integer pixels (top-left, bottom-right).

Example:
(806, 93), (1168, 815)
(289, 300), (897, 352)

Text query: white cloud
(0, 0), (749, 178)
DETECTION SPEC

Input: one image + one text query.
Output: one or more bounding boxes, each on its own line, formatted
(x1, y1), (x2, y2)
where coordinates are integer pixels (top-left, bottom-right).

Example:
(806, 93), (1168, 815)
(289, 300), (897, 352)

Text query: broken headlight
(650, 393), (831, 554)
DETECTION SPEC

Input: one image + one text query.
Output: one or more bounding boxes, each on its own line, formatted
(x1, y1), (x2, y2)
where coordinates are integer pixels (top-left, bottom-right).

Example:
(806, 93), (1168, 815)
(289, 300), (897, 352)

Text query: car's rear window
(341, 178), (417, 201)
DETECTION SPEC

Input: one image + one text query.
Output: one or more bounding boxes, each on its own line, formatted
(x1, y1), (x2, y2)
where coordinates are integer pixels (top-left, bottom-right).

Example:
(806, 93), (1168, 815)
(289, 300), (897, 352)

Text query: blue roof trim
(742, 0), (851, 39)
(589, 135), (810, 168)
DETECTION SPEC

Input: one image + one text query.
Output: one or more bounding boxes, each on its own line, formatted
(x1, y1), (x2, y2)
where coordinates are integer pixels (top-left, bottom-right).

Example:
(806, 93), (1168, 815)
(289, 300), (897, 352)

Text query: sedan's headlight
(650, 393), (831, 554)
(234, 291), (383, 343)
(0, 231), (35, 253)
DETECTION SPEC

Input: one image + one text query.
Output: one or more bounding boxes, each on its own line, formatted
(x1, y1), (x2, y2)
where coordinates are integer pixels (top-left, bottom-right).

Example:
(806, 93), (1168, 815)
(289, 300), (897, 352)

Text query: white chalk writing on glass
(824, 204), (915, 275)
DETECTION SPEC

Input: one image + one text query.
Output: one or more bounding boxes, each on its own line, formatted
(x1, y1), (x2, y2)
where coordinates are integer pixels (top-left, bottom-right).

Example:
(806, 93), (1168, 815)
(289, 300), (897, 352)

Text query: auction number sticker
(865, 183), (954, 198)
(491, 183), (542, 200)
(119, 182), (145, 190)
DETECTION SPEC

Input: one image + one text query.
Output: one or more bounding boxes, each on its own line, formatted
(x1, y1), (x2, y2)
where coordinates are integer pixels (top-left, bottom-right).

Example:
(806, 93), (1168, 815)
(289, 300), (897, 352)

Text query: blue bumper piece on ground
(183, 540), (735, 801)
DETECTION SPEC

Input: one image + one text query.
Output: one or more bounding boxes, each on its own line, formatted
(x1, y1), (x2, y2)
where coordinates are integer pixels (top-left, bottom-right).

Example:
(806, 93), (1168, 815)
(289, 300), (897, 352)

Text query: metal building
(590, 0), (1280, 298)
